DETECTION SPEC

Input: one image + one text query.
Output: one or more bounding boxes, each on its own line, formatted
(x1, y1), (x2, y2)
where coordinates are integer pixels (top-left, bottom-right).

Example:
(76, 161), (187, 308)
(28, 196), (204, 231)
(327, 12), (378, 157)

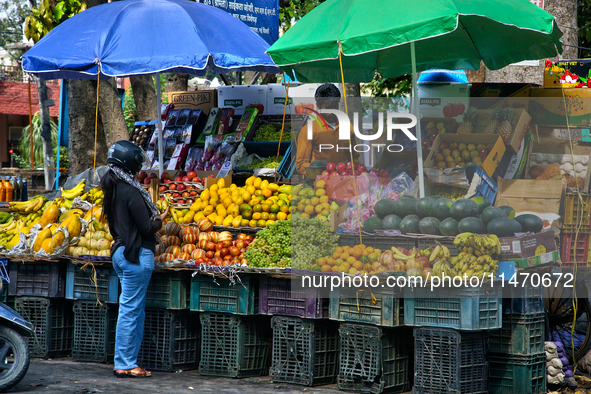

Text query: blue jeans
(112, 246), (154, 370)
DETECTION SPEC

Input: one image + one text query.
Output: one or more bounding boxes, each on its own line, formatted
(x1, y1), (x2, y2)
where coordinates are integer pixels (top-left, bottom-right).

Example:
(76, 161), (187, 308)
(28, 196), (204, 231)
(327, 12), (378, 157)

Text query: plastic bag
(202, 135), (219, 162)
(184, 147), (203, 172)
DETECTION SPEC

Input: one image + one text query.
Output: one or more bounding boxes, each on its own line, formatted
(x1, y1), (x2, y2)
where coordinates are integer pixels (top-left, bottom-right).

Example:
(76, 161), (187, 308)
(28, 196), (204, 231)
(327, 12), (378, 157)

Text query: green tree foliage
(579, 0), (591, 58)
(12, 112), (68, 168)
(0, 0), (29, 62)
(279, 0), (326, 32)
(24, 0), (87, 43)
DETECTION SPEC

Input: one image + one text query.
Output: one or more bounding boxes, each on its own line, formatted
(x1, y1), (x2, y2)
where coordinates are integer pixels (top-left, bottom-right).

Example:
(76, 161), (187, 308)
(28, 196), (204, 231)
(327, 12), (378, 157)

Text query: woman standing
(100, 141), (169, 378)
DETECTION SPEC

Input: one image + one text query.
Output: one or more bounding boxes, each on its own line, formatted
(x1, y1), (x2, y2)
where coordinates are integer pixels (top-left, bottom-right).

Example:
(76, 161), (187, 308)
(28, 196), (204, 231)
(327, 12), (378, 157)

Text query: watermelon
(382, 214), (402, 230)
(400, 215), (420, 234)
(458, 217), (486, 234)
(481, 206), (507, 225)
(419, 217), (441, 235)
(500, 206), (516, 219)
(394, 197), (418, 217)
(515, 214), (543, 233)
(450, 199), (479, 220)
(374, 199), (397, 219)
(471, 196), (491, 213)
(439, 218), (459, 236)
(364, 216), (383, 233)
(417, 198), (436, 218)
(487, 218), (522, 237)
(434, 198), (453, 220)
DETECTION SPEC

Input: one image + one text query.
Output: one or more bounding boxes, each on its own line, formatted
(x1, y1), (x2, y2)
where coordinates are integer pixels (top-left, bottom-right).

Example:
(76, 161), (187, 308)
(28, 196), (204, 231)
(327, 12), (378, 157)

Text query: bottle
(17, 178), (24, 201)
(13, 178), (21, 202)
(0, 180), (6, 203)
(21, 179), (28, 201)
(4, 179), (13, 202)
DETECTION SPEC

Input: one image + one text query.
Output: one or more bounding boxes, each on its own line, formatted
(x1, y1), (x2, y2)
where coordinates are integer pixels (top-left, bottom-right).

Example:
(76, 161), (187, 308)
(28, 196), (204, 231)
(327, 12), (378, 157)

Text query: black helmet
(107, 140), (149, 175)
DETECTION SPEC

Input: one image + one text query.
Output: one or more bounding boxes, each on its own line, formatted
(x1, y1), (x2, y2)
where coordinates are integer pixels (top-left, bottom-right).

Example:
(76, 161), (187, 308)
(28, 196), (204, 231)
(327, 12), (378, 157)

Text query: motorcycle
(0, 301), (32, 392)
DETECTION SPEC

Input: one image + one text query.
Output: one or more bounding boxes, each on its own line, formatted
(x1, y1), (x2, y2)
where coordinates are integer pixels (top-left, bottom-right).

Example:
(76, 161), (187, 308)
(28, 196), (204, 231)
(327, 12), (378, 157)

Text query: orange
(269, 213), (277, 220)
(321, 265), (332, 272)
(253, 204), (263, 213)
(350, 248), (363, 259)
(262, 189), (272, 198)
(335, 247), (343, 254)
(332, 252), (341, 259)
(257, 219), (266, 227)
(248, 220), (257, 227)
(255, 190), (263, 197)
(261, 212), (269, 220)
(319, 196), (329, 204)
(252, 212), (262, 220)
(301, 213), (310, 219)
(276, 212), (287, 220)
(341, 252), (350, 261)
(349, 267), (358, 275)
(280, 205), (290, 214)
(270, 205), (280, 213)
(304, 205), (314, 215)
(240, 219), (250, 227)
(314, 205), (324, 214)
(327, 258), (336, 266)
(317, 257), (327, 265)
(315, 189), (326, 197)
(242, 210), (253, 220)
(331, 266), (339, 273)
(310, 197), (320, 206)
(262, 204), (271, 213)
(352, 260), (363, 271)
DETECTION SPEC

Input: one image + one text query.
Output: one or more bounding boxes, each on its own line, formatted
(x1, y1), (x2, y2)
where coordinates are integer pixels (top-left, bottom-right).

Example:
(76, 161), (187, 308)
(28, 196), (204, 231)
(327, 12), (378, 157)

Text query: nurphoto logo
(307, 109), (418, 153)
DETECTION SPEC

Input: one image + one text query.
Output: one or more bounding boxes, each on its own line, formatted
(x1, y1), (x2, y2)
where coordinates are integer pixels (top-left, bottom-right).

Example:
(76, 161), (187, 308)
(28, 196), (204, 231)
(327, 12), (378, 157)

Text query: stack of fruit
(71, 217), (113, 258)
(291, 215), (339, 269)
(155, 221), (251, 267)
(431, 142), (495, 169)
(291, 182), (340, 222)
(423, 120), (455, 150)
(319, 162), (383, 178)
(253, 122), (291, 142)
(177, 177), (291, 228)
(244, 219), (291, 268)
(362, 195), (544, 238)
(137, 170), (207, 188)
(28, 204), (88, 256)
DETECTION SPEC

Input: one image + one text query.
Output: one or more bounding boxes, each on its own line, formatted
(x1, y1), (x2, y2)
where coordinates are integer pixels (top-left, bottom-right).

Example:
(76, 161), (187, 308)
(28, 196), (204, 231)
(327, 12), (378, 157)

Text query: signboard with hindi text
(196, 0), (279, 45)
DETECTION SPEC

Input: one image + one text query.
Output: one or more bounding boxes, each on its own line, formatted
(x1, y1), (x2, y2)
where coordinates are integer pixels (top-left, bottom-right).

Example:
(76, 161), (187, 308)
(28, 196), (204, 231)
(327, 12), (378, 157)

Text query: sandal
(114, 367), (152, 378)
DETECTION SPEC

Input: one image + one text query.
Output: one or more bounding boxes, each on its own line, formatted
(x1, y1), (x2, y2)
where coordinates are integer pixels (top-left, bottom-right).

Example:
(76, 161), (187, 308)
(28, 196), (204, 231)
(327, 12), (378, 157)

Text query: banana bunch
(432, 258), (455, 278)
(449, 251), (498, 278)
(453, 232), (501, 256)
(0, 219), (26, 247)
(0, 212), (13, 224)
(81, 187), (104, 206)
(429, 242), (451, 263)
(156, 199), (169, 214)
(22, 210), (43, 227)
(9, 195), (47, 214)
(61, 180), (86, 200)
(170, 207), (182, 223)
(391, 247), (418, 261)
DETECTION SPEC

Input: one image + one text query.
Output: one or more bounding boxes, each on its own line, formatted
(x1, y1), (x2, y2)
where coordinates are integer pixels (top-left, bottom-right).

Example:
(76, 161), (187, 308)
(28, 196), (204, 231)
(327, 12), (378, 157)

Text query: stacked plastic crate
(561, 193), (591, 268)
(487, 282), (546, 394)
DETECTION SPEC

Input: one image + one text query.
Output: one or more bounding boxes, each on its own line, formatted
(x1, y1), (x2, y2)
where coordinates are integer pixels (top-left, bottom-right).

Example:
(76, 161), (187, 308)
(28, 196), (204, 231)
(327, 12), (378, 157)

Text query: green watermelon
(434, 198), (453, 220)
(440, 218), (459, 236)
(382, 214), (402, 230)
(487, 218), (522, 237)
(515, 214), (543, 233)
(471, 196), (491, 213)
(363, 216), (383, 233)
(400, 215), (420, 234)
(419, 217), (441, 235)
(394, 197), (418, 217)
(417, 198), (436, 218)
(374, 199), (397, 219)
(481, 206), (507, 225)
(450, 199), (479, 221)
(458, 217), (486, 234)
(500, 206), (516, 219)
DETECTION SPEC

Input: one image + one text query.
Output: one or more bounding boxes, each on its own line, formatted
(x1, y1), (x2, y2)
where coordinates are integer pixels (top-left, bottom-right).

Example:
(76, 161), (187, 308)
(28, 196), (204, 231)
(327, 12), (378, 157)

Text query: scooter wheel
(0, 325), (30, 393)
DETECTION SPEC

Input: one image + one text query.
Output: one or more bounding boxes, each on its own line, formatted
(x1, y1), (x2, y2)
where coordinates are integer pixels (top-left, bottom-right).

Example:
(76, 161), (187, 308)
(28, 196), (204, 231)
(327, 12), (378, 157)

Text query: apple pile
(422, 121), (455, 150)
(320, 162), (389, 178)
(432, 142), (495, 169)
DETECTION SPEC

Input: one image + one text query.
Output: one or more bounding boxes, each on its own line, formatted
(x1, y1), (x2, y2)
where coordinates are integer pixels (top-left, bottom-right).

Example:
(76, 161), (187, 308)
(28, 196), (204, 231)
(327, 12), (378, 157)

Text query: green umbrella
(268, 0), (562, 197)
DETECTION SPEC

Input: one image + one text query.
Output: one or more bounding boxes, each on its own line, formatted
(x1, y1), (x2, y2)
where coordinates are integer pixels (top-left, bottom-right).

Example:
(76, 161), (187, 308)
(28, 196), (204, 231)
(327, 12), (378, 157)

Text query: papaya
(33, 228), (53, 252)
(41, 238), (53, 254)
(60, 214), (82, 238)
(50, 232), (66, 251)
(39, 204), (60, 228)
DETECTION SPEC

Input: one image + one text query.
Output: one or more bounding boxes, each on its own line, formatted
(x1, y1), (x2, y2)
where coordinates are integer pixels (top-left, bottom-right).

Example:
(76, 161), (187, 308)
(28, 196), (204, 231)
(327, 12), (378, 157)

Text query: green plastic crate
(145, 271), (190, 309)
(487, 312), (545, 355)
(329, 287), (403, 327)
(190, 274), (256, 315)
(488, 353), (546, 394)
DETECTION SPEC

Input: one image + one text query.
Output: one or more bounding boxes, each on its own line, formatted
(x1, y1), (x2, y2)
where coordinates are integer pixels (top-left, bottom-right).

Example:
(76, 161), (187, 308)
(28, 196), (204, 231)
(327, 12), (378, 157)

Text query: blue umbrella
(22, 0), (280, 177)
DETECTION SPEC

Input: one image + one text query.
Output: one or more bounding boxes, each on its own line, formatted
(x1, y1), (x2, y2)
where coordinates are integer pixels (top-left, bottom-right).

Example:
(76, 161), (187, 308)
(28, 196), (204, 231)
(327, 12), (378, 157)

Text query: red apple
(177, 199), (185, 204)
(172, 192), (181, 198)
(178, 171), (187, 177)
(336, 162), (346, 172)
(164, 178), (172, 184)
(169, 184), (176, 190)
(182, 191), (190, 198)
(339, 171), (348, 176)
(138, 171), (148, 179)
(207, 174), (214, 178)
(174, 176), (183, 182)
(143, 178), (151, 185)
(326, 162), (336, 172)
(186, 199), (194, 204)
(189, 191), (198, 196)
(322, 170), (330, 176)
(378, 170), (389, 178)
(346, 162), (352, 171)
(192, 177), (201, 183)
(369, 168), (378, 174)
(182, 176), (191, 182)
(159, 186), (168, 192)
(177, 184), (186, 191)
(148, 173), (158, 179)
(161, 172), (170, 180)
(187, 171), (197, 179)
(159, 196), (165, 201)
(330, 171), (339, 176)
(357, 164), (367, 173)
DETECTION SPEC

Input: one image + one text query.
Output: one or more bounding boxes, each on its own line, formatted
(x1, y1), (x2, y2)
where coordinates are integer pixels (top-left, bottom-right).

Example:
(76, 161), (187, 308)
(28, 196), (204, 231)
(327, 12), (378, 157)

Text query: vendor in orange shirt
(296, 83), (358, 175)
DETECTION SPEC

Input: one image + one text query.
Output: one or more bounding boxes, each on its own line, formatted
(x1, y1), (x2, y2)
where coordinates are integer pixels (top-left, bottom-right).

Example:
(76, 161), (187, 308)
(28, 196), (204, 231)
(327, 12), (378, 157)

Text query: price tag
(217, 161), (232, 179)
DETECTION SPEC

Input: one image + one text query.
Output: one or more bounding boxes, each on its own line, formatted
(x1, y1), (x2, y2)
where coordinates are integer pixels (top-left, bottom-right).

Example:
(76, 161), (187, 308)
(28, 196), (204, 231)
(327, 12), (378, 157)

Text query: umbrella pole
(156, 74), (163, 178)
(411, 42), (425, 198)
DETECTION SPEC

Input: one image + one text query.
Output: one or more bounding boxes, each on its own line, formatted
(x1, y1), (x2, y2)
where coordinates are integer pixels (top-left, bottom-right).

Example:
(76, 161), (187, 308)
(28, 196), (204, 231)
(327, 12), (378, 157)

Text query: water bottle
(21, 179), (28, 201)
(17, 178), (24, 201)
(13, 178), (21, 201)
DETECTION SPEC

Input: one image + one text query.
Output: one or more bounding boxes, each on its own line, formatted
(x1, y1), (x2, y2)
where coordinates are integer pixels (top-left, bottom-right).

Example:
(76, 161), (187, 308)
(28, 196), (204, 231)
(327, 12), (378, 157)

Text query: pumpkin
(197, 218), (213, 232)
(182, 244), (196, 255)
(177, 252), (191, 261)
(165, 246), (181, 257)
(163, 222), (181, 237)
(163, 235), (181, 247)
(191, 249), (206, 260)
(209, 231), (219, 243)
(218, 231), (233, 244)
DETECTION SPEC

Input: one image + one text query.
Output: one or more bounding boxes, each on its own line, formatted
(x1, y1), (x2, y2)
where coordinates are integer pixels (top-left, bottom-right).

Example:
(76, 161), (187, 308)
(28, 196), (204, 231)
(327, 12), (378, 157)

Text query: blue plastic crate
(405, 285), (502, 331)
(66, 263), (119, 303)
(190, 274), (257, 315)
(0, 258), (9, 284)
(278, 145), (295, 179)
(488, 352), (546, 394)
(466, 165), (498, 203)
(502, 281), (544, 314)
(329, 287), (403, 327)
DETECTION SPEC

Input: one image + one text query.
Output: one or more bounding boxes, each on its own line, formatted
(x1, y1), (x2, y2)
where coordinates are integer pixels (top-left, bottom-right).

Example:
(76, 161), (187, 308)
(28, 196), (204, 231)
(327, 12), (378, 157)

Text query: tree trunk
(131, 75), (158, 122)
(98, 78), (129, 146)
(261, 73), (278, 85)
(164, 73), (189, 97)
(67, 79), (108, 176)
(37, 79), (55, 190)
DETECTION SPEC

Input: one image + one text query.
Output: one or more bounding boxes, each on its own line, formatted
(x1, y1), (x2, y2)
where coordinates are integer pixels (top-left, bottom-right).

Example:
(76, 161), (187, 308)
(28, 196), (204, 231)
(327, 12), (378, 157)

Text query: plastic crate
(563, 193), (591, 234)
(487, 312), (545, 355)
(138, 308), (200, 372)
(338, 234), (417, 251)
(66, 264), (119, 303)
(278, 145), (295, 179)
(259, 277), (328, 319)
(190, 274), (256, 315)
(9, 261), (66, 298)
(15, 297), (74, 358)
(145, 271), (190, 309)
(404, 285), (502, 331)
(416, 237), (459, 257)
(466, 164), (498, 203)
(502, 281), (544, 314)
(488, 353), (546, 394)
(199, 313), (270, 378)
(0, 258), (9, 284)
(270, 316), (339, 386)
(242, 141), (290, 158)
(338, 323), (412, 394)
(413, 327), (487, 394)
(0, 287), (16, 309)
(73, 301), (117, 363)
(329, 287), (403, 327)
(561, 233), (591, 267)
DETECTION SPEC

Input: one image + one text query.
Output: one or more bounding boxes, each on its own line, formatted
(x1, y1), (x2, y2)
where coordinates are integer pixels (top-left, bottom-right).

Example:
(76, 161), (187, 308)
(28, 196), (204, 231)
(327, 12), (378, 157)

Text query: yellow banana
(429, 245), (441, 262)
(61, 180), (86, 199)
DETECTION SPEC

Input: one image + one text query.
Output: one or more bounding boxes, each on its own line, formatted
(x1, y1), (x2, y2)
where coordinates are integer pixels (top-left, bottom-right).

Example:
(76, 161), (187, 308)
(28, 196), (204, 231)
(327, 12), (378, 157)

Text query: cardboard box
(217, 85), (267, 116)
(470, 83), (531, 110)
(424, 134), (505, 177)
(329, 203), (348, 232)
(473, 108), (531, 155)
(502, 133), (533, 180)
(168, 89), (217, 114)
(529, 87), (591, 126)
(417, 83), (471, 121)
(266, 83), (321, 115)
(495, 178), (565, 216)
(544, 59), (591, 88)
(512, 250), (560, 269)
(500, 230), (557, 260)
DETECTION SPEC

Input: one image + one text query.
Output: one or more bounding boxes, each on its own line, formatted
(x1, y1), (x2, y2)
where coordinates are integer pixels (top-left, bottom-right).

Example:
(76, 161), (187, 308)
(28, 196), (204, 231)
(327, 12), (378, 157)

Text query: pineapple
(457, 107), (477, 134)
(497, 108), (515, 143)
(485, 108), (502, 134)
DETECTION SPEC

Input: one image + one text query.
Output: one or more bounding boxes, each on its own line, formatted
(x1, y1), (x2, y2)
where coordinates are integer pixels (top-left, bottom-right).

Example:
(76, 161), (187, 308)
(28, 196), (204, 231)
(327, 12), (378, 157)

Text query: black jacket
(108, 181), (162, 264)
